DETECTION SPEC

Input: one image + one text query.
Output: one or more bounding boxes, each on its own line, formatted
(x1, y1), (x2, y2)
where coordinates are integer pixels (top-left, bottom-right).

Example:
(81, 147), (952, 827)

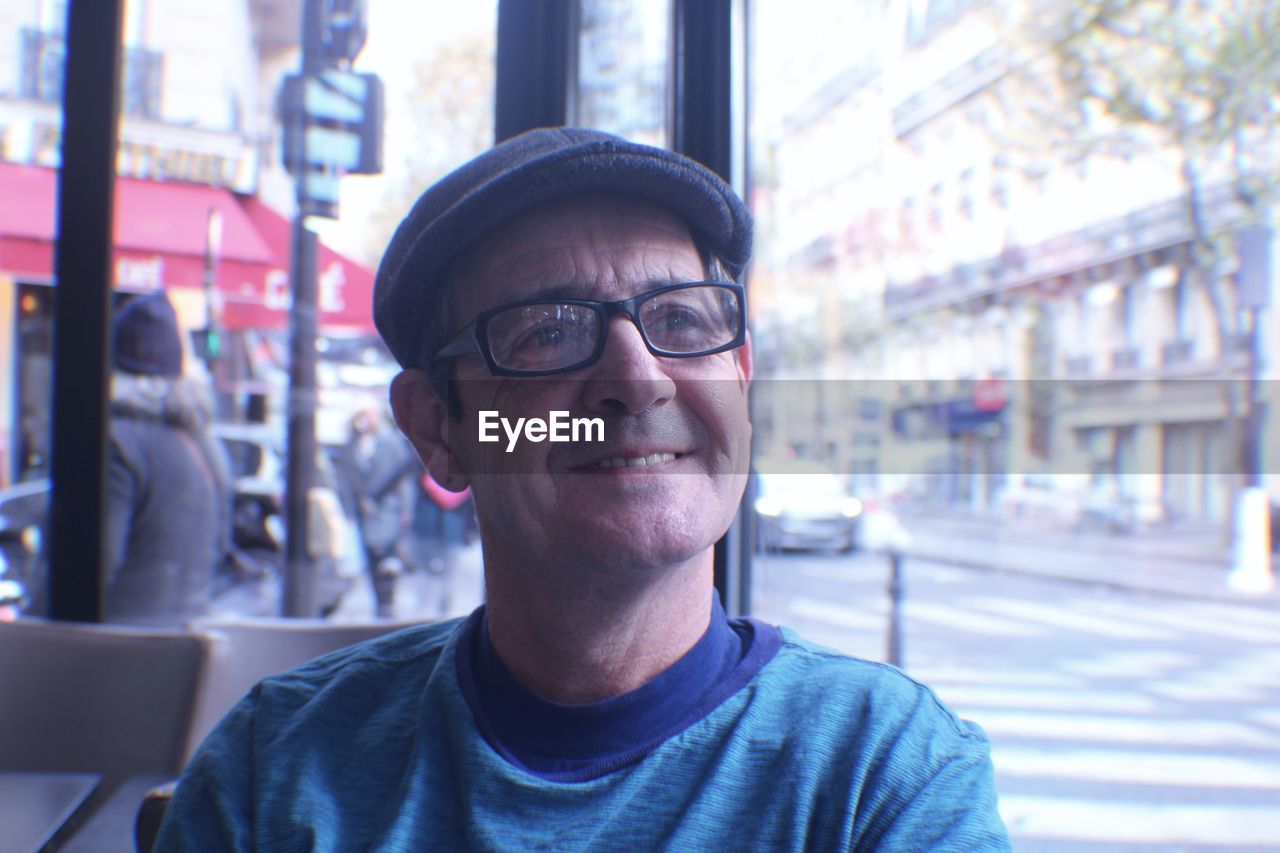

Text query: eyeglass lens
(485, 284), (741, 372)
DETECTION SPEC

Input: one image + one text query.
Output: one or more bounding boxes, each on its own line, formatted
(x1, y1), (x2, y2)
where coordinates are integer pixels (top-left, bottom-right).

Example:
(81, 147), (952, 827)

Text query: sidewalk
(896, 509), (1280, 607)
(330, 541), (486, 623)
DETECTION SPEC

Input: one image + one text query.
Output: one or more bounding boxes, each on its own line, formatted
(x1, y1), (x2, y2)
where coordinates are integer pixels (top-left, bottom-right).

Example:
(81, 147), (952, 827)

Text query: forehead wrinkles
(453, 197), (701, 317)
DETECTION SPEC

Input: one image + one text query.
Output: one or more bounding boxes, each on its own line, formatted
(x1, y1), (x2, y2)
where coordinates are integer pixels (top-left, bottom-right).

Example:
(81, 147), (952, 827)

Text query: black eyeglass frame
(432, 281), (747, 377)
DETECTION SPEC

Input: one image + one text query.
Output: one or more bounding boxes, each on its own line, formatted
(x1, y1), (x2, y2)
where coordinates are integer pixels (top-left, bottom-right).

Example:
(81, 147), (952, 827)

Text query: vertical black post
(1236, 225), (1271, 492)
(885, 551), (904, 668)
(1244, 307), (1264, 490)
(283, 0), (322, 618)
(494, 0), (573, 142)
(673, 0), (749, 615)
(47, 0), (125, 622)
(283, 218), (318, 618)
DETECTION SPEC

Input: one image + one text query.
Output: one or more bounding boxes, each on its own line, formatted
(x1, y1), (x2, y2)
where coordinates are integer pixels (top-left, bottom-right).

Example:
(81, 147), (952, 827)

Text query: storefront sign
(259, 262), (349, 314)
(0, 117), (255, 193)
(319, 261), (347, 313)
(115, 256), (165, 291)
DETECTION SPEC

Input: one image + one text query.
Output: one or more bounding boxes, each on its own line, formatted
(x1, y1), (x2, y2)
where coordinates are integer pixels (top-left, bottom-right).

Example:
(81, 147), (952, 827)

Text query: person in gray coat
(103, 291), (223, 625)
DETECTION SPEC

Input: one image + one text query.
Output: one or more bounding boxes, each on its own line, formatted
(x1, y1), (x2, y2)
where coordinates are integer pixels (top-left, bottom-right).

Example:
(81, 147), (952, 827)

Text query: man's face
(423, 194), (753, 574)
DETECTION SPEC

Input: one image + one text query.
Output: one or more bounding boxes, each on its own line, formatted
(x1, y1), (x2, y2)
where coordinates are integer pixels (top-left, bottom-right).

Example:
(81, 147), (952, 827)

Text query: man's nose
(581, 316), (676, 415)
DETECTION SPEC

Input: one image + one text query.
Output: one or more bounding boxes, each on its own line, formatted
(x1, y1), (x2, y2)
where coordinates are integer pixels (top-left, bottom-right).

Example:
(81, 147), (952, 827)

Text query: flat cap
(373, 126), (753, 368)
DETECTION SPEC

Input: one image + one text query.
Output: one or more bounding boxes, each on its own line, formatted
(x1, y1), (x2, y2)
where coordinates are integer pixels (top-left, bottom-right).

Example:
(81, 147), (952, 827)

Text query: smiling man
(157, 128), (1010, 851)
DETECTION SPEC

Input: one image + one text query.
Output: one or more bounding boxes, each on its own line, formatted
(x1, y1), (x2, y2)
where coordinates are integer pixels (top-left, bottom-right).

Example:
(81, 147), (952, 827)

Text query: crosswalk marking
(1218, 651), (1280, 688)
(933, 685), (1159, 714)
(758, 557), (1280, 850)
(993, 746), (1280, 787)
(1090, 598), (1280, 645)
(906, 665), (1087, 689)
(967, 709), (1280, 749)
(969, 597), (1177, 640)
(1143, 678), (1269, 704)
(1251, 708), (1280, 731)
(787, 598), (885, 631)
(1060, 649), (1200, 679)
(999, 796), (1280, 846)
(904, 601), (1045, 637)
(1181, 600), (1280, 632)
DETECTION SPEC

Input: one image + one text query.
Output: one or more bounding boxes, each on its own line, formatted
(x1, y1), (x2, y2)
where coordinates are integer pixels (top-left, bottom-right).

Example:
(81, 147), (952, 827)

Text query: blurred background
(0, 0), (1278, 848)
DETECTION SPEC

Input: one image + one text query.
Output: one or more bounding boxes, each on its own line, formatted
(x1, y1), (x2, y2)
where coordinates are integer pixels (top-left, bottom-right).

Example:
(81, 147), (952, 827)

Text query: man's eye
(515, 323), (570, 349)
(659, 307), (703, 330)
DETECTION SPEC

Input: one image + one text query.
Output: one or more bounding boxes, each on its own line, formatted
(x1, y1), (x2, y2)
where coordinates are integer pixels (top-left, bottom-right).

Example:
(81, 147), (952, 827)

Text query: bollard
(885, 550), (904, 668)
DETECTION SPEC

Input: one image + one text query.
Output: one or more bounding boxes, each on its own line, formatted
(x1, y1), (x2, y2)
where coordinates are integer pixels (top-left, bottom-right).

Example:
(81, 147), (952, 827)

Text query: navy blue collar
(456, 597), (782, 782)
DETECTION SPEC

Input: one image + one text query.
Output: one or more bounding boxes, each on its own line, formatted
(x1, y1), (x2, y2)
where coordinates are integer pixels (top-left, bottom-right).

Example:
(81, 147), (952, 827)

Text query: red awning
(0, 162), (375, 333)
(233, 195), (375, 333)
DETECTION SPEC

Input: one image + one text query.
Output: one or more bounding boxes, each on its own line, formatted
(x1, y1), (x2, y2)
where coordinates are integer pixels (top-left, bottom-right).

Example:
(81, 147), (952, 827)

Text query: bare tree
(1002, 0), (1280, 345)
(363, 36), (495, 263)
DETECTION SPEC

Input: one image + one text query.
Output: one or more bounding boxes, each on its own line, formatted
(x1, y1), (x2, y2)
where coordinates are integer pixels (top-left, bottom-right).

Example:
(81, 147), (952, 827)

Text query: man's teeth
(595, 452), (677, 469)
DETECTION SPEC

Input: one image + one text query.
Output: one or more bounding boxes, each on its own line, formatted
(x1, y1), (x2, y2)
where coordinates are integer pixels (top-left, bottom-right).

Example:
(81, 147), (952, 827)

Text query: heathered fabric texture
(373, 127), (754, 368)
(157, 617), (1011, 852)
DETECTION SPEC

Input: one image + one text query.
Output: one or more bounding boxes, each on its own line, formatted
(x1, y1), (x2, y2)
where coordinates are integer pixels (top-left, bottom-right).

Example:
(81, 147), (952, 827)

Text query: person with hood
(102, 291), (225, 625)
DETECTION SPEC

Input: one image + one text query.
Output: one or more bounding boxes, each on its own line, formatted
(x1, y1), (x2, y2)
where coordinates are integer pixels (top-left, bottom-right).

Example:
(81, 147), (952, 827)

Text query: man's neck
(482, 552), (715, 704)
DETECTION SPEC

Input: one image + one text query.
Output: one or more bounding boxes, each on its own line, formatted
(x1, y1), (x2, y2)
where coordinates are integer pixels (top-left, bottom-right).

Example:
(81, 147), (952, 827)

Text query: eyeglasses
(433, 282), (746, 377)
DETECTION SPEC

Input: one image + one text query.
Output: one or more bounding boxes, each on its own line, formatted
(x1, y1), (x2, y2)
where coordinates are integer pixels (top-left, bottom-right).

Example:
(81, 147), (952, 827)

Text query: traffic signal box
(280, 0), (383, 219)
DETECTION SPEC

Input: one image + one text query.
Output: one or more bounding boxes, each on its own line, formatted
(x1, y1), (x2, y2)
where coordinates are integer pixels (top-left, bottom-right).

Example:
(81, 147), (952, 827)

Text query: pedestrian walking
(102, 291), (223, 625)
(337, 403), (417, 617)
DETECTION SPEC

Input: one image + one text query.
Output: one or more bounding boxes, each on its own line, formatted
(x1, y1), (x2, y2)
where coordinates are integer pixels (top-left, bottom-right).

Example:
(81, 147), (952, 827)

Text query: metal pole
(885, 551), (904, 668)
(47, 0), (125, 622)
(283, 218), (318, 618)
(283, 3), (320, 617)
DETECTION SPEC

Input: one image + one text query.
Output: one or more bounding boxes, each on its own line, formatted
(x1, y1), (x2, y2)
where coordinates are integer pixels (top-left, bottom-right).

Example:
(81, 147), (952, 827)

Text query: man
(158, 128), (1010, 850)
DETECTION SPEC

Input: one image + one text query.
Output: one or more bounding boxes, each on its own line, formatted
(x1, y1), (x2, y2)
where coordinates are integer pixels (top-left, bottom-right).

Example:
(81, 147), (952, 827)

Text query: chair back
(0, 618), (211, 791)
(186, 617), (422, 759)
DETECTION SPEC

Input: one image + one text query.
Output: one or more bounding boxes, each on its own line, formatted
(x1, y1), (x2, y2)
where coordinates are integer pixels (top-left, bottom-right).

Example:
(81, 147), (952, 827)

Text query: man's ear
(390, 369), (470, 491)
(736, 330), (754, 387)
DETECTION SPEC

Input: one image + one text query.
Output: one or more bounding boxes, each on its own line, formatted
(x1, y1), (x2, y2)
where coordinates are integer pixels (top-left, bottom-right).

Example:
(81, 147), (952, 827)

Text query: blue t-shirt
(460, 599), (778, 781)
(157, 607), (1010, 851)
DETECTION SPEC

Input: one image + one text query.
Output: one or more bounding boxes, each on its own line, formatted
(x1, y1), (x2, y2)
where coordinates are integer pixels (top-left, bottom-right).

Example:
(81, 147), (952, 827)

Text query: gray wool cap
(373, 126), (753, 368)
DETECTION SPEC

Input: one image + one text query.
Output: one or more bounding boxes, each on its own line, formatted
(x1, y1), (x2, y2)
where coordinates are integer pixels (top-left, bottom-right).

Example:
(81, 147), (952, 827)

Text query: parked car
(753, 464), (863, 553)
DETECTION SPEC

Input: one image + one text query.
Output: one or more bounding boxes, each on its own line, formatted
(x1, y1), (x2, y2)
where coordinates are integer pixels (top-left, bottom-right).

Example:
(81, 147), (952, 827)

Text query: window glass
(748, 0), (1280, 846)
(574, 0), (671, 147)
(0, 0), (496, 624)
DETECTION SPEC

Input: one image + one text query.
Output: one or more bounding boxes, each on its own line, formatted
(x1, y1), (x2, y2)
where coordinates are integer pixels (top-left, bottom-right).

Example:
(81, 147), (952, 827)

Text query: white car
(754, 468), (863, 553)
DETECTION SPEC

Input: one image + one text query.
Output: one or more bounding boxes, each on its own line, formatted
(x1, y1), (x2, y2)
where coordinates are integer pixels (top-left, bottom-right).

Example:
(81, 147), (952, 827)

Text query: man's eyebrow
(521, 278), (688, 301)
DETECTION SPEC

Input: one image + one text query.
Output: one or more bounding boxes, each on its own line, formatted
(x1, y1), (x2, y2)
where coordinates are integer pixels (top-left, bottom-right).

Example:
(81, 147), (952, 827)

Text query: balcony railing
(20, 28), (163, 120)
(19, 28), (63, 104)
(1111, 347), (1141, 371)
(1161, 339), (1195, 365)
(884, 184), (1247, 320)
(1065, 356), (1092, 377)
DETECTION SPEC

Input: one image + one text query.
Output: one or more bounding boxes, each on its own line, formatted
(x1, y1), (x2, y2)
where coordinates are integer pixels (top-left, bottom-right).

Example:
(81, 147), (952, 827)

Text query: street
(752, 547), (1280, 851)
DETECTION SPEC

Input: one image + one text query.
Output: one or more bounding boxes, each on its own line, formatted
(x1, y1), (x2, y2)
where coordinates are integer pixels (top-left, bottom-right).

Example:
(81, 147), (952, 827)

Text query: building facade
(749, 0), (1278, 525)
(0, 0), (376, 486)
